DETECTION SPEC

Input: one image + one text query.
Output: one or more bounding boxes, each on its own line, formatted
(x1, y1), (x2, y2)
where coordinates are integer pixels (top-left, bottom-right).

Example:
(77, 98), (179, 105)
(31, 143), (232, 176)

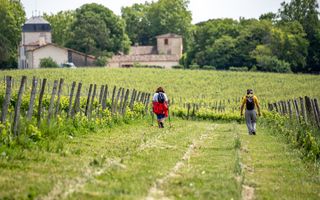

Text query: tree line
(0, 0), (319, 73)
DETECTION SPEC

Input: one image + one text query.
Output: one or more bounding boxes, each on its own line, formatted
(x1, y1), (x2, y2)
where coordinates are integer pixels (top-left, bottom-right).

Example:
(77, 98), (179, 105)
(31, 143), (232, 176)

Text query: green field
(1, 68), (320, 102)
(1, 68), (320, 199)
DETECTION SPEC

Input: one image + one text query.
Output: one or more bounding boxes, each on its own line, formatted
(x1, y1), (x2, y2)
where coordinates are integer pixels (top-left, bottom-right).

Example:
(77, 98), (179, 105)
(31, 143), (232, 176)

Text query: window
(164, 38), (169, 45)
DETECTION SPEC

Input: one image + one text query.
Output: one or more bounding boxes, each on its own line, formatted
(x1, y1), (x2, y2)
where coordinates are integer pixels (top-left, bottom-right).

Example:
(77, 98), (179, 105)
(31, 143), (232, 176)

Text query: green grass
(1, 68), (319, 102)
(239, 124), (320, 199)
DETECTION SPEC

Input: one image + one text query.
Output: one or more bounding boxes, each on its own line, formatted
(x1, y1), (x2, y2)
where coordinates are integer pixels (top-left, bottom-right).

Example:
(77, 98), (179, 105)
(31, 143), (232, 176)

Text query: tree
(122, 0), (192, 48)
(66, 3), (130, 62)
(0, 0), (25, 69)
(121, 3), (151, 45)
(279, 0), (320, 72)
(43, 11), (75, 46)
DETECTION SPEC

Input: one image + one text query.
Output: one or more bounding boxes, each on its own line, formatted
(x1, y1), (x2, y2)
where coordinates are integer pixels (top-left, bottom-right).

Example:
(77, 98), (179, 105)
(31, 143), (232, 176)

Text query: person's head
(156, 87), (165, 93)
(247, 89), (253, 95)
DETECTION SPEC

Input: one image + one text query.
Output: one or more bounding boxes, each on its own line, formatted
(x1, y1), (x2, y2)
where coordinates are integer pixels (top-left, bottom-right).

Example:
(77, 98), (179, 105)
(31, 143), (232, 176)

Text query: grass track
(0, 119), (320, 199)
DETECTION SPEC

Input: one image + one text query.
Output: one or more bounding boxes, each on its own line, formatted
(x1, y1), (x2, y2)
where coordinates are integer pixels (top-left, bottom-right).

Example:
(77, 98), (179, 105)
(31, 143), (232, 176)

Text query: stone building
(108, 33), (183, 68)
(18, 16), (96, 69)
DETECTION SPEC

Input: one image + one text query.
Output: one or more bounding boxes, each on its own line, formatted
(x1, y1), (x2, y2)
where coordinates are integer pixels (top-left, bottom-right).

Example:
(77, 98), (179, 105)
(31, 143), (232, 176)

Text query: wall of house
(32, 45), (68, 68)
(71, 52), (96, 67)
(157, 37), (183, 57)
(108, 61), (179, 69)
(22, 32), (52, 45)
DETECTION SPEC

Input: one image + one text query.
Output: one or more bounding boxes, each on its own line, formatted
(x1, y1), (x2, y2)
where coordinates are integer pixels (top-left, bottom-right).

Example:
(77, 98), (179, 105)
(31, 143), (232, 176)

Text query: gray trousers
(245, 110), (257, 134)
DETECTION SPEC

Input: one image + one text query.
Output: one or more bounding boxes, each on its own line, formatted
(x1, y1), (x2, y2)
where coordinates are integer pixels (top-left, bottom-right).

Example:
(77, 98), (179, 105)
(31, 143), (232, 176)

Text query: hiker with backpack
(240, 89), (261, 135)
(152, 87), (169, 128)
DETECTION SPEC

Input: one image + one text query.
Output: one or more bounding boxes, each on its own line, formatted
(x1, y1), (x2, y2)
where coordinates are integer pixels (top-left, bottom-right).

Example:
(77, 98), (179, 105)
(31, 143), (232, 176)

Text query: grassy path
(0, 119), (319, 199)
(239, 124), (320, 200)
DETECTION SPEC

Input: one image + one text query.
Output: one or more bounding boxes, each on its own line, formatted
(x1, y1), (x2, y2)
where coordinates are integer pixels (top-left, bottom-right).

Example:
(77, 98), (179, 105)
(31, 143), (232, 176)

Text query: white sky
(21, 0), (320, 24)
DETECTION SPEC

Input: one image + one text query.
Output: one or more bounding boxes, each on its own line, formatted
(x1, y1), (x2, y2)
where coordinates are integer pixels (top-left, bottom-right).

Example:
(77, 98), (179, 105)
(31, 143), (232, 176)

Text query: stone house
(108, 33), (183, 69)
(18, 16), (96, 69)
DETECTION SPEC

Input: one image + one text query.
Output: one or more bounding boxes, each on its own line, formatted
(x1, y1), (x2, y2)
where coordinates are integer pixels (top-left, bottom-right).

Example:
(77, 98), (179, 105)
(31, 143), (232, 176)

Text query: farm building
(108, 33), (183, 69)
(18, 16), (96, 69)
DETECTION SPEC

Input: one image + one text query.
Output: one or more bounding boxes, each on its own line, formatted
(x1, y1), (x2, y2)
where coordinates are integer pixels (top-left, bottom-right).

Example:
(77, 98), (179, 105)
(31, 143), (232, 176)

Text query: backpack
(157, 92), (165, 103)
(246, 96), (255, 110)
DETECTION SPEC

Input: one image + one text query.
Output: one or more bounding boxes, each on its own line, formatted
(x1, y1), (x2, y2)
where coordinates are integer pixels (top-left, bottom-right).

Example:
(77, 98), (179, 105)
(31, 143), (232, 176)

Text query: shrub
(202, 65), (216, 70)
(256, 56), (291, 73)
(94, 56), (108, 67)
(172, 65), (183, 69)
(190, 64), (200, 70)
(40, 57), (59, 68)
(229, 66), (249, 72)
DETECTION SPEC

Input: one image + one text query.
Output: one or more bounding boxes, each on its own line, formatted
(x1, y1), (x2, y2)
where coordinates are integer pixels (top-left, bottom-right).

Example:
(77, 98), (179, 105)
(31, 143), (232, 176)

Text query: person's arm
(240, 97), (246, 116)
(255, 96), (261, 116)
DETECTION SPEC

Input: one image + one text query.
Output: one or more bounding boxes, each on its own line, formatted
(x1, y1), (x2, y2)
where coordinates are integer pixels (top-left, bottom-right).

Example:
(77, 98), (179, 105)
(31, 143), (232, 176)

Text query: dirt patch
(145, 125), (217, 200)
(242, 185), (255, 200)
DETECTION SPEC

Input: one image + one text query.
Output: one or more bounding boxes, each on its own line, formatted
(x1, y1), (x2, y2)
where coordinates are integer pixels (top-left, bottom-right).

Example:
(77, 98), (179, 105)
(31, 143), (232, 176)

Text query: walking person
(152, 87), (169, 128)
(240, 89), (261, 135)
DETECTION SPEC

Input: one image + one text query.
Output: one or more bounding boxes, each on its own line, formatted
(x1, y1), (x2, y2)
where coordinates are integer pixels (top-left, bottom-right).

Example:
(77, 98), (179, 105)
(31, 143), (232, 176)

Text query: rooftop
(25, 16), (50, 25)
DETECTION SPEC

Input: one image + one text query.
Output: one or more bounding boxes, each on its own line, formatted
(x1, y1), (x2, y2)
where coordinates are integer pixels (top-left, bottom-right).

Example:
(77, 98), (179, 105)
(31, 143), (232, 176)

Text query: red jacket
(153, 102), (168, 117)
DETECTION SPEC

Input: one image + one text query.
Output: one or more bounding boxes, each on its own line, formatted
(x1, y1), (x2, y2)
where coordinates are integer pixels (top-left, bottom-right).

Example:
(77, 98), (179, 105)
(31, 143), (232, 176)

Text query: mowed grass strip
(0, 119), (172, 199)
(160, 123), (241, 200)
(67, 120), (214, 200)
(239, 124), (320, 200)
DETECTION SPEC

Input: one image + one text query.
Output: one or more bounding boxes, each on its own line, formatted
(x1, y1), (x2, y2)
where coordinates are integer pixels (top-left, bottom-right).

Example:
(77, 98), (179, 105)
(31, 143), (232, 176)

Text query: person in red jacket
(152, 87), (169, 128)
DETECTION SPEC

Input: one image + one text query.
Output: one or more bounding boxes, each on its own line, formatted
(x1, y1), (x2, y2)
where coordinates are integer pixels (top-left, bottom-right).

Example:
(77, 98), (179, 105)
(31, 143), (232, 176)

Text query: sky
(20, 0), (319, 24)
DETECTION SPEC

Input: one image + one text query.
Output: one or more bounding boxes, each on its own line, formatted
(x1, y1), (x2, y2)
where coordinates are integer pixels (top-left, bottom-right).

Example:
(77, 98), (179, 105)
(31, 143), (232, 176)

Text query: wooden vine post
(13, 76), (27, 136)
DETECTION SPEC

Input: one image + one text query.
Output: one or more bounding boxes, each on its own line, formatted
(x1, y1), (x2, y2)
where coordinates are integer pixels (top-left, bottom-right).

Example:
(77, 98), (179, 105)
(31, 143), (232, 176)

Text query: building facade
(108, 33), (183, 69)
(18, 16), (95, 69)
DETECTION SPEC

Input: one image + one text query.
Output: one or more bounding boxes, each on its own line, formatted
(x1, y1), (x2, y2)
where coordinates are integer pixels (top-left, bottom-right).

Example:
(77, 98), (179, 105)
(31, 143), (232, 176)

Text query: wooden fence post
(27, 77), (38, 121)
(110, 86), (117, 112)
(144, 93), (150, 115)
(305, 96), (314, 124)
(122, 89), (130, 116)
(313, 98), (320, 127)
(13, 76), (27, 136)
(129, 89), (136, 110)
(187, 103), (191, 120)
(1, 76), (12, 128)
(90, 84), (97, 117)
(98, 85), (105, 105)
(102, 84), (108, 110)
(299, 97), (306, 122)
(113, 87), (122, 114)
(85, 84), (93, 117)
(47, 80), (58, 124)
(37, 78), (47, 127)
(67, 81), (76, 118)
(55, 78), (64, 115)
(119, 88), (125, 113)
(287, 100), (293, 119)
(293, 99), (300, 122)
(72, 82), (82, 117)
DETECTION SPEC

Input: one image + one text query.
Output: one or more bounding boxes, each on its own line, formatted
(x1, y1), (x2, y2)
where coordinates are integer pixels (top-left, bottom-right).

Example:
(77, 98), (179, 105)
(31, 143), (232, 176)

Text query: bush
(40, 57), (59, 68)
(256, 56), (291, 73)
(172, 65), (183, 69)
(189, 64), (200, 70)
(94, 56), (108, 67)
(133, 63), (164, 69)
(229, 66), (249, 72)
(202, 65), (216, 70)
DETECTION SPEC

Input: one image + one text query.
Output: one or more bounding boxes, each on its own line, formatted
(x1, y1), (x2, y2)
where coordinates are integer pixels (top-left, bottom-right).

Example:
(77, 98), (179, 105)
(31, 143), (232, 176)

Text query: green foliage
(66, 3), (130, 57)
(279, 0), (320, 72)
(172, 65), (184, 69)
(189, 64), (200, 70)
(122, 0), (192, 48)
(0, 0), (25, 69)
(229, 67), (248, 72)
(94, 56), (109, 67)
(202, 65), (216, 70)
(40, 57), (59, 68)
(43, 11), (75, 46)
(262, 112), (320, 161)
(255, 55), (291, 73)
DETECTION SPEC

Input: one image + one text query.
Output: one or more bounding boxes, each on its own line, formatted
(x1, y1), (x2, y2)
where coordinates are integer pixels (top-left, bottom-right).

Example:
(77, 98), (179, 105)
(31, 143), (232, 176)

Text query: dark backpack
(158, 92), (165, 103)
(246, 96), (255, 110)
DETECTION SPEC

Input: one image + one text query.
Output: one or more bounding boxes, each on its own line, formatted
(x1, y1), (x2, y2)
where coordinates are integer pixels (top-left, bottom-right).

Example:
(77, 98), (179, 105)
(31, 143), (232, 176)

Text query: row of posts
(0, 76), (151, 137)
(268, 96), (320, 128)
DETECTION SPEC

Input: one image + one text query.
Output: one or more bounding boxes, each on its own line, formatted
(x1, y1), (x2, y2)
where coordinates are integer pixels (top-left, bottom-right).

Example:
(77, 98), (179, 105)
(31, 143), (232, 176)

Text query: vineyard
(0, 68), (320, 199)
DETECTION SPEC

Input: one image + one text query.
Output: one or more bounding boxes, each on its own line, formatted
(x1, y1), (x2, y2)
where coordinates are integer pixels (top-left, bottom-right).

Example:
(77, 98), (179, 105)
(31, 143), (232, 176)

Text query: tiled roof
(25, 16), (50, 24)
